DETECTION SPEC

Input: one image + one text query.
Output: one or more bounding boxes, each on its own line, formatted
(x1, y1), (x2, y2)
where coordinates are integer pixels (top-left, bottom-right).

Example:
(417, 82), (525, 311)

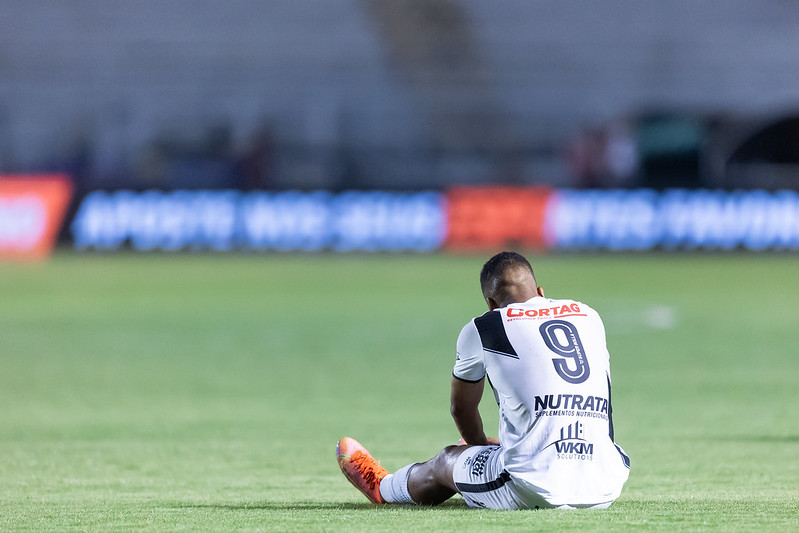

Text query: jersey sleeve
(453, 320), (486, 382)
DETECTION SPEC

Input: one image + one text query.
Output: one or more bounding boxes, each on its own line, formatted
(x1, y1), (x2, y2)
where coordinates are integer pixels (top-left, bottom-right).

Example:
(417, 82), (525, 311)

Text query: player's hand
(458, 437), (500, 446)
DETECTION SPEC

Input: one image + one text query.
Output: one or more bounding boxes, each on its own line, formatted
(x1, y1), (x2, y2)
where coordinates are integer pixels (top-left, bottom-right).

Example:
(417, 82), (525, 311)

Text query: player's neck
(497, 291), (540, 308)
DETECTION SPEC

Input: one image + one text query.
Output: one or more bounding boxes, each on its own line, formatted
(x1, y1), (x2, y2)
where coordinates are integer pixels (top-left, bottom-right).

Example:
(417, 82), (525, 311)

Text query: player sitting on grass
(337, 251), (630, 509)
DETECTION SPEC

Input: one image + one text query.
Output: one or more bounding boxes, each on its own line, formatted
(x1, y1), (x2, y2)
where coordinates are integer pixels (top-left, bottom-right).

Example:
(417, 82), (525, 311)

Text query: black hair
(480, 251), (535, 296)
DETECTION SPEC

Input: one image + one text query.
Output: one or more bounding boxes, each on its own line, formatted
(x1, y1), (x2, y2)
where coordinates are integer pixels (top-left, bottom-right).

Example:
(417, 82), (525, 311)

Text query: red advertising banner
(445, 186), (553, 251)
(0, 175), (73, 260)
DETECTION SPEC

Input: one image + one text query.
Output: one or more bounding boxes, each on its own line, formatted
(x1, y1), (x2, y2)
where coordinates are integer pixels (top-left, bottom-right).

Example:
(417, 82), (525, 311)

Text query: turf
(0, 252), (797, 531)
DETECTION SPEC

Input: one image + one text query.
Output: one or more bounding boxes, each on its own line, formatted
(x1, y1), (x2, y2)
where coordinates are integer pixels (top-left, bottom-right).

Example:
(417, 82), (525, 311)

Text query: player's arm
(450, 376), (489, 446)
(452, 321), (499, 446)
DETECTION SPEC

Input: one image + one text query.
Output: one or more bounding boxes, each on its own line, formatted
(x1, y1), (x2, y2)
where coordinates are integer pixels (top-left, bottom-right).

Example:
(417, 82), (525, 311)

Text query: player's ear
(537, 286), (545, 298)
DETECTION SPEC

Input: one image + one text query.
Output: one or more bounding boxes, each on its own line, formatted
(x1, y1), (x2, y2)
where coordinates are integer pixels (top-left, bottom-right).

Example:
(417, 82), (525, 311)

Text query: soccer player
(337, 251), (630, 509)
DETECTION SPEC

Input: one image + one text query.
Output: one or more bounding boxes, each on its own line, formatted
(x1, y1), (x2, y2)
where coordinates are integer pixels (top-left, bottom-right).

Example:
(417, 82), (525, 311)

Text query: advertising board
(72, 190), (445, 252)
(70, 187), (799, 253)
(0, 175), (73, 260)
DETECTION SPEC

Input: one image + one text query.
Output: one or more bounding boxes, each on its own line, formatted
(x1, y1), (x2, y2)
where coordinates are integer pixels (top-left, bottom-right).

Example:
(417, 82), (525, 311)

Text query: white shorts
(452, 446), (614, 510)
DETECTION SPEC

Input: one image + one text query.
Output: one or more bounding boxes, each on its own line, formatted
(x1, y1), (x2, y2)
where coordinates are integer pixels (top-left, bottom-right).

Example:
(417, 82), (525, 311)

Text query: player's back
(473, 296), (630, 506)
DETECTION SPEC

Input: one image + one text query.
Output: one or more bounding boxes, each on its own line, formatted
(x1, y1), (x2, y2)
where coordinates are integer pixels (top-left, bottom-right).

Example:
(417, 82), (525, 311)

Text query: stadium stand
(1, 1), (798, 190)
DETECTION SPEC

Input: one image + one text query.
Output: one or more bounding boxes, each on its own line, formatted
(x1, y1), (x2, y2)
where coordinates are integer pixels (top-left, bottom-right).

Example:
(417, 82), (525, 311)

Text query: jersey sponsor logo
(505, 303), (586, 321)
(534, 394), (609, 420)
(544, 421), (594, 461)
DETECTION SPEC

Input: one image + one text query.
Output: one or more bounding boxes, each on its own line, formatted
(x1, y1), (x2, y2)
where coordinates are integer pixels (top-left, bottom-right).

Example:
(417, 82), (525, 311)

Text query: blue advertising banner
(71, 188), (799, 252)
(545, 189), (799, 250)
(72, 190), (446, 252)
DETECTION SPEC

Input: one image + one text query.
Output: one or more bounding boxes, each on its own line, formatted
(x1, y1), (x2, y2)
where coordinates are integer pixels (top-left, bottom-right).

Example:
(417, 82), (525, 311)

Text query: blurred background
(2, 0), (799, 255)
(4, 4), (799, 527)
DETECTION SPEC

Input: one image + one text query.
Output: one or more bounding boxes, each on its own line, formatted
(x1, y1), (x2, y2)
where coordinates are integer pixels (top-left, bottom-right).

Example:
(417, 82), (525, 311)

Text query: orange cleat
(336, 437), (390, 504)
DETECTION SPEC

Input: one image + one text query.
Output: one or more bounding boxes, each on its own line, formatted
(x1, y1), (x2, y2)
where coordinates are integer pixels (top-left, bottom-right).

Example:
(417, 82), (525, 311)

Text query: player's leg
(385, 443), (519, 508)
(338, 438), (549, 509)
(403, 445), (462, 505)
(337, 437), (464, 505)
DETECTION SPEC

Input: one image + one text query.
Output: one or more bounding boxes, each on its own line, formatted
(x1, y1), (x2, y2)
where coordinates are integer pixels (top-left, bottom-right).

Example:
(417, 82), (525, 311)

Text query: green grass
(1, 252), (797, 531)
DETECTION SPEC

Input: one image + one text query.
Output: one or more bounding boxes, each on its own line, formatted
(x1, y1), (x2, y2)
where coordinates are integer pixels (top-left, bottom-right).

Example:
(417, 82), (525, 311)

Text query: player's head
(480, 251), (544, 310)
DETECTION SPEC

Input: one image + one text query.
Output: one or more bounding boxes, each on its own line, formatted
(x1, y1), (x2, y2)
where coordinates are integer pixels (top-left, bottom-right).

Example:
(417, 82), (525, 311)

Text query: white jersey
(453, 296), (630, 506)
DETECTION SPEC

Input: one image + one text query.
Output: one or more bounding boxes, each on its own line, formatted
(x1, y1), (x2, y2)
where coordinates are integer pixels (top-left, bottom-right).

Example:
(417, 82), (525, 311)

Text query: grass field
(1, 252), (797, 531)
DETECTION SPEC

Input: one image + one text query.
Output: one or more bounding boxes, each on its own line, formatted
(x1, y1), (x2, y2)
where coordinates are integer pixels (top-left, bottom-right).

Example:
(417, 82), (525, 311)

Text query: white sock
(379, 463), (416, 504)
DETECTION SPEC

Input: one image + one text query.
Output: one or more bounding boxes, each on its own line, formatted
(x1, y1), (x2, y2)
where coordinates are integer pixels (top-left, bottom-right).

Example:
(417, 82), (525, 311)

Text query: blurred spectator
(236, 126), (275, 190)
(604, 119), (639, 187)
(566, 119), (639, 189)
(566, 127), (607, 189)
